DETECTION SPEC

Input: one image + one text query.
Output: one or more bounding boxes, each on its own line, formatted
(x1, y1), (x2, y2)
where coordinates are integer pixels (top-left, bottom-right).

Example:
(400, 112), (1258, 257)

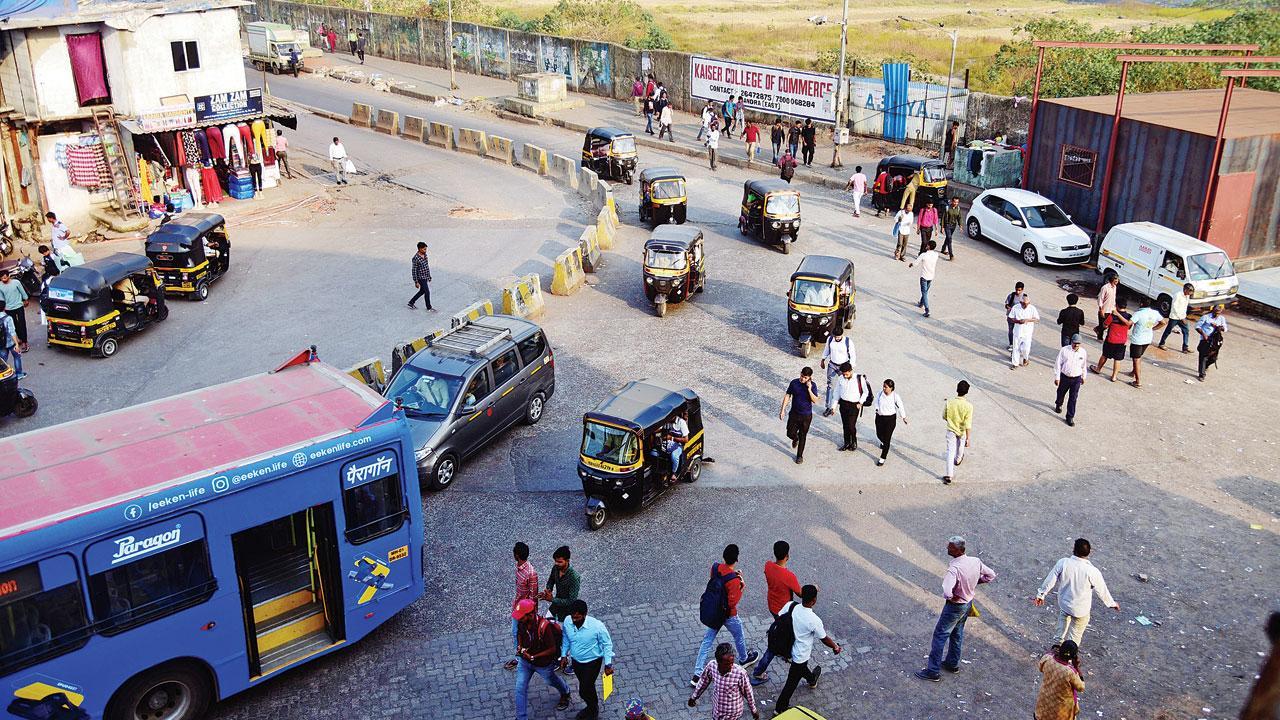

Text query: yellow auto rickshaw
(643, 224), (706, 317)
(739, 179), (801, 253)
(638, 167), (687, 226)
(145, 212), (230, 301)
(787, 254), (855, 358)
(41, 252), (168, 358)
(873, 155), (948, 213)
(582, 127), (638, 184)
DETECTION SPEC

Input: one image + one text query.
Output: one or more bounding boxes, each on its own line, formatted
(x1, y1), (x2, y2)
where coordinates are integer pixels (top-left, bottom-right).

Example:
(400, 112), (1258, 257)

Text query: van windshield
(1187, 252), (1233, 281)
(582, 422), (640, 466)
(1022, 203), (1072, 229)
(385, 367), (462, 416)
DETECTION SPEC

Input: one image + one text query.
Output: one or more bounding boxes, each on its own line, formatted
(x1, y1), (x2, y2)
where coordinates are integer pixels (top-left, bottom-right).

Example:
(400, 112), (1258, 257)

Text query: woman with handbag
(1035, 641), (1085, 720)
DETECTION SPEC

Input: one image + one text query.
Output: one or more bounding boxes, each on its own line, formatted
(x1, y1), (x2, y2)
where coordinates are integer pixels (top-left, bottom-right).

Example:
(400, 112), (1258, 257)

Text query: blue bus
(0, 350), (424, 720)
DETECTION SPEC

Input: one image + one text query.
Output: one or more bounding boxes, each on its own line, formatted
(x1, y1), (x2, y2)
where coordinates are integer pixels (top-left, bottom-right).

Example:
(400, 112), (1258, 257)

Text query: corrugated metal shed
(1046, 89), (1280, 139)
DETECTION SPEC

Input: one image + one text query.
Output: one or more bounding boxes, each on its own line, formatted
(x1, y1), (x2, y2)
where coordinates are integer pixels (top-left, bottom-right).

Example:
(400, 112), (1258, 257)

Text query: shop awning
(119, 106), (296, 135)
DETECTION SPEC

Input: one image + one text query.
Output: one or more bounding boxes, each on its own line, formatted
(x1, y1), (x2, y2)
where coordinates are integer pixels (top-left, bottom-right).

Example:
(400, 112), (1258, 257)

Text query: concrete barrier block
(502, 273), (546, 320)
(428, 121), (456, 150)
(595, 209), (615, 251)
(346, 357), (387, 393)
(520, 143), (549, 175)
(351, 102), (374, 128)
(485, 135), (515, 164)
(375, 108), (399, 135)
(450, 299), (495, 328)
(550, 154), (578, 189)
(593, 180), (613, 215)
(551, 247), (585, 296)
(578, 167), (599, 199)
(578, 226), (602, 273)
(391, 334), (434, 374)
(457, 127), (488, 156)
(402, 115), (426, 142)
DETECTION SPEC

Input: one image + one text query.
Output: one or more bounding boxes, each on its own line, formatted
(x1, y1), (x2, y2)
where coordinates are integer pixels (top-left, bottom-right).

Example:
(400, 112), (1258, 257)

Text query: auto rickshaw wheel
(194, 282), (210, 302)
(738, 219), (747, 236)
(623, 169), (633, 185)
(687, 454), (702, 482)
(655, 299), (667, 318)
(781, 240), (791, 255)
(587, 505), (608, 531)
(14, 389), (37, 418)
(799, 340), (812, 358)
(96, 335), (120, 359)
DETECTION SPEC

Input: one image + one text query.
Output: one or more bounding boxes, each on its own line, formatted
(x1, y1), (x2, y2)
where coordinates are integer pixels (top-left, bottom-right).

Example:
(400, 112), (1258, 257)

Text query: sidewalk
(298, 51), (920, 190)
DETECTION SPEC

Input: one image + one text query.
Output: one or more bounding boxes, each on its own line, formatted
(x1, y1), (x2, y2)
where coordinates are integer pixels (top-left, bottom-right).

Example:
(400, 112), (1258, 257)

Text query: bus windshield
(652, 179), (685, 199)
(645, 248), (687, 270)
(385, 367), (462, 416)
(766, 193), (800, 215)
(1187, 252), (1233, 281)
(582, 422), (640, 466)
(791, 279), (836, 307)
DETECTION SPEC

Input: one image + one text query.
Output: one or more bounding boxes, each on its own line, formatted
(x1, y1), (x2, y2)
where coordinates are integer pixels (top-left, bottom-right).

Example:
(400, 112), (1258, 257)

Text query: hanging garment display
(65, 143), (106, 187)
(205, 125), (225, 160)
(222, 124), (244, 168)
(137, 155), (152, 203)
(154, 132), (178, 167)
(200, 164), (224, 204)
(181, 131), (200, 163)
(149, 161), (166, 201)
(237, 123), (253, 159)
(184, 166), (204, 206)
(251, 120), (269, 156)
(195, 129), (212, 163)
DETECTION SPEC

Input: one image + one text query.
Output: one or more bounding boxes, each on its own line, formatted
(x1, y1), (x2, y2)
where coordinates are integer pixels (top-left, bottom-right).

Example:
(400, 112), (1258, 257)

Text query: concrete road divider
(550, 154), (578, 189)
(595, 208), (615, 250)
(346, 357), (387, 393)
(375, 109), (399, 135)
(520, 143), (549, 175)
(428, 121), (455, 150)
(486, 135), (514, 164)
(402, 115), (426, 142)
(457, 127), (488, 156)
(450, 299), (494, 328)
(502, 273), (546, 320)
(351, 102), (374, 128)
(578, 167), (599, 200)
(579, 227), (603, 273)
(593, 180), (614, 216)
(551, 246), (586, 296)
(391, 335), (432, 374)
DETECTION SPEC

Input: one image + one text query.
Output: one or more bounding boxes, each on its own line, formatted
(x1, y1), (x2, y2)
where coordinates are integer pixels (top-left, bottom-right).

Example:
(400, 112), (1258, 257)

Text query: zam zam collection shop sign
(689, 56), (837, 123)
(194, 88), (264, 123)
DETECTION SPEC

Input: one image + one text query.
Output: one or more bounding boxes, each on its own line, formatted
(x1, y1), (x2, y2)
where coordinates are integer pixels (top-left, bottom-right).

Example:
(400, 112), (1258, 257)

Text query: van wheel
(194, 282), (209, 302)
(1156, 293), (1173, 317)
(1020, 243), (1039, 266)
(429, 453), (459, 491)
(96, 335), (120, 359)
(105, 661), (211, 720)
(966, 218), (982, 240)
(587, 505), (608, 531)
(688, 454), (702, 482)
(524, 392), (546, 425)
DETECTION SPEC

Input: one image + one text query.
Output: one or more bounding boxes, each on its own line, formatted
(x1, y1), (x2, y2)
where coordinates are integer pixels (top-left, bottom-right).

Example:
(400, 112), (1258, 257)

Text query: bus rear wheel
(107, 662), (211, 720)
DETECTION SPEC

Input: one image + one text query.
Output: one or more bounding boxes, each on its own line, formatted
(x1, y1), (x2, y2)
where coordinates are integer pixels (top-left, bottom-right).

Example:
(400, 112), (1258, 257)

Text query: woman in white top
(873, 379), (908, 466)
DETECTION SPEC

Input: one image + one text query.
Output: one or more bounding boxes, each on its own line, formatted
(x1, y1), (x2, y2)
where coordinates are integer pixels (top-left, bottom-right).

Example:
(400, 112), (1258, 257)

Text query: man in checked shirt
(506, 542), (539, 671)
(690, 643), (759, 720)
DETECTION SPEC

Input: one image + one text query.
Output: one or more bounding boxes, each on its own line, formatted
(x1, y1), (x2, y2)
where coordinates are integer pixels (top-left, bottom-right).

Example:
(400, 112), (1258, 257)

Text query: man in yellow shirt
(942, 380), (972, 485)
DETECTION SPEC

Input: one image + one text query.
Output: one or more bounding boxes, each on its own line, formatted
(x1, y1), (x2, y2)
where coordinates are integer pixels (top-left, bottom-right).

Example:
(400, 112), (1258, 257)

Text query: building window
(343, 474), (406, 544)
(1059, 145), (1097, 189)
(171, 40), (201, 72)
(0, 558), (91, 676)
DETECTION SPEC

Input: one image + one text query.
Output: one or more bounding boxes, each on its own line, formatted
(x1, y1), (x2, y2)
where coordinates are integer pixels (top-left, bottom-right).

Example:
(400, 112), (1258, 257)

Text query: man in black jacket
(38, 245), (60, 281)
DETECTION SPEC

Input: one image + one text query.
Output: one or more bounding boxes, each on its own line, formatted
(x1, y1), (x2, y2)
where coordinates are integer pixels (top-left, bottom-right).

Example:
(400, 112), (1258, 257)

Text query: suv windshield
(612, 136), (636, 154)
(385, 367), (462, 416)
(766, 193), (799, 215)
(1022, 203), (1072, 229)
(645, 248), (686, 270)
(791, 279), (836, 307)
(1187, 252), (1234, 281)
(582, 422), (640, 466)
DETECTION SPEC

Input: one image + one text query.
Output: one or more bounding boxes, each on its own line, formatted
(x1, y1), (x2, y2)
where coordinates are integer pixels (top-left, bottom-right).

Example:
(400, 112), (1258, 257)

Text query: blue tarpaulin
(882, 63), (909, 143)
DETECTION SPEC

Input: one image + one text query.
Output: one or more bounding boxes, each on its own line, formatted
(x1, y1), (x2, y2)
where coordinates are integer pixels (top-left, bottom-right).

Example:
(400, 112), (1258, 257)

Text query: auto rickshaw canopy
(879, 155), (947, 186)
(587, 127), (634, 143)
(639, 167), (684, 184)
(584, 380), (698, 433)
(645, 224), (701, 252)
(791, 254), (853, 284)
(145, 213), (225, 252)
(44, 252), (154, 302)
(745, 178), (794, 197)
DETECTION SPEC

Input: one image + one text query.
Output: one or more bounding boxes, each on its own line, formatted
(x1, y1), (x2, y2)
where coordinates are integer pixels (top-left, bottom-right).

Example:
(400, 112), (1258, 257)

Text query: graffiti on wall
(510, 32), (538, 76)
(577, 42), (611, 93)
(478, 26), (508, 78)
(540, 36), (573, 82)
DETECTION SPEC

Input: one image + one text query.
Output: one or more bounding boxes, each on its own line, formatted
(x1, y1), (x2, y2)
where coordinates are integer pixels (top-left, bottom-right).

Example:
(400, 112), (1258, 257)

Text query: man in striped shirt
(407, 242), (435, 311)
(506, 542), (539, 671)
(690, 643), (758, 720)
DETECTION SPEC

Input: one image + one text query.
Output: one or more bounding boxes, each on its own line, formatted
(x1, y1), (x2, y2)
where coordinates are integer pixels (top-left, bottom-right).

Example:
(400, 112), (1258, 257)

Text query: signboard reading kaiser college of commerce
(689, 56), (838, 123)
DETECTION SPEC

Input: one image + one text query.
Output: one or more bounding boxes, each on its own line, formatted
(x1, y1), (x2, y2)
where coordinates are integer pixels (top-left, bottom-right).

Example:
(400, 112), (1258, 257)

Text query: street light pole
(445, 0), (458, 90)
(830, 0), (849, 168)
(938, 30), (957, 159)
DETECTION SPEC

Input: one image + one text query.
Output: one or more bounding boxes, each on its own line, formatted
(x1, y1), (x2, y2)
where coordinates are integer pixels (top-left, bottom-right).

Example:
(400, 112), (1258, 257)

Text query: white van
(1097, 222), (1238, 316)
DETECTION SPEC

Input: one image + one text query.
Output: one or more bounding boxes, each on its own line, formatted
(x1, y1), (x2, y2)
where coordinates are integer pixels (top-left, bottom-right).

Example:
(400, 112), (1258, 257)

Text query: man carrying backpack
(692, 544), (760, 687)
(773, 585), (842, 714)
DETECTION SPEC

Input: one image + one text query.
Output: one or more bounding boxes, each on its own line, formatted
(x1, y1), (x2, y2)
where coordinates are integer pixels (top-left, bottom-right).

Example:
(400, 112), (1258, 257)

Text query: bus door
(231, 504), (344, 678)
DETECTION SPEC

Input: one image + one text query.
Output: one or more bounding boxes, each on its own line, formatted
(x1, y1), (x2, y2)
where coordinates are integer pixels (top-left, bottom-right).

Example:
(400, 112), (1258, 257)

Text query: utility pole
(939, 30), (957, 159)
(830, 0), (849, 168)
(445, 0), (458, 90)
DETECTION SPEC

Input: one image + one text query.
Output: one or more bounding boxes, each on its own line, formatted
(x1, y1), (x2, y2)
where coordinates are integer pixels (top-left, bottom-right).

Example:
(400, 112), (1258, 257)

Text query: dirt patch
(1057, 277), (1101, 298)
(447, 205), (515, 220)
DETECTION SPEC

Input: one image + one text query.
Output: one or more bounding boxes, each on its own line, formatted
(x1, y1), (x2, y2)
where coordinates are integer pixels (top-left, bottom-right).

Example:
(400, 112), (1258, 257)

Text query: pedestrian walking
(328, 136), (349, 185)
(1195, 305), (1227, 381)
(698, 102), (714, 142)
(941, 380), (972, 485)
(506, 542), (540, 671)
(46, 211), (73, 259)
(288, 46), (301, 77)
(943, 120), (960, 168)
(645, 74), (656, 103)
(800, 119), (816, 166)
(632, 76), (645, 115)
(38, 245), (60, 280)
(643, 94), (655, 135)
(247, 145), (263, 194)
(735, 99), (746, 138)
(1125, 297), (1164, 388)
(347, 28), (357, 55)
(1053, 334), (1088, 426)
(273, 129), (294, 179)
(818, 328), (855, 416)
(1094, 273), (1119, 341)
(773, 585), (842, 713)
(356, 31), (367, 63)
(689, 643), (758, 720)
(541, 545), (580, 623)
(705, 128), (719, 171)
(779, 367), (819, 464)
(941, 197), (962, 259)
(658, 98), (674, 142)
(692, 546), (759, 688)
(916, 201), (940, 255)
(770, 120), (785, 163)
(777, 149), (797, 183)
(1092, 299), (1131, 382)
(787, 120), (801, 159)
(1003, 282), (1025, 349)
(1056, 294), (1085, 347)
(326, 28), (338, 56)
(892, 207), (914, 261)
(909, 240), (940, 318)
(872, 169), (890, 217)
(915, 536), (996, 681)
(559, 599), (614, 720)
(1009, 293), (1040, 368)
(751, 541), (803, 685)
(0, 309), (23, 380)
(844, 165), (867, 218)
(1034, 641), (1085, 720)
(406, 242), (435, 311)
(0, 269), (29, 353)
(834, 362), (869, 451)
(872, 379), (907, 466)
(743, 120), (760, 166)
(512, 599), (571, 720)
(1034, 538), (1120, 647)
(722, 96), (736, 136)
(1157, 283), (1194, 353)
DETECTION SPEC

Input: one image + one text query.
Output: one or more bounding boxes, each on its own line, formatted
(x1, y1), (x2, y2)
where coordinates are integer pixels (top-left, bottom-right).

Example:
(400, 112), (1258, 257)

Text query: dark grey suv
(383, 315), (555, 490)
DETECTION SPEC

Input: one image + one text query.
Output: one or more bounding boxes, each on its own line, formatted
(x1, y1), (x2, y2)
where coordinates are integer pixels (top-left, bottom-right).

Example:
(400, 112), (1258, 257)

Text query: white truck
(246, 21), (304, 74)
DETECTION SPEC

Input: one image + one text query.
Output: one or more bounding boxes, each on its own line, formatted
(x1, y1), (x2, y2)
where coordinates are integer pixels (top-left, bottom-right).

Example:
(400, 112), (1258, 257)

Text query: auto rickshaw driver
(114, 275), (149, 316)
(664, 407), (690, 483)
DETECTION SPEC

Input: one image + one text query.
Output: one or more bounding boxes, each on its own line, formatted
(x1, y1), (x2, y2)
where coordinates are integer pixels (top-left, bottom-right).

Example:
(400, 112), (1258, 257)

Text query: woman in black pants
(873, 379), (908, 466)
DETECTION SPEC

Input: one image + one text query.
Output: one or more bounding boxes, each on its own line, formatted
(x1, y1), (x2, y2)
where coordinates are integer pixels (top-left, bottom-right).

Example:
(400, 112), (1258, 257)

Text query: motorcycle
(0, 222), (13, 257)
(0, 255), (41, 296)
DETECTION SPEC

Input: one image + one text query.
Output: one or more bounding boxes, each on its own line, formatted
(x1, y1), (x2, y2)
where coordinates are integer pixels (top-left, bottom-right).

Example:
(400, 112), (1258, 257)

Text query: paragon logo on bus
(112, 524), (182, 564)
(344, 454), (395, 487)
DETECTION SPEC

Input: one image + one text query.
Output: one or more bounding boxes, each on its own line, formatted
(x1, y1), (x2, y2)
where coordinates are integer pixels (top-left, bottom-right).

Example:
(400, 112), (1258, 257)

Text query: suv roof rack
(425, 320), (513, 358)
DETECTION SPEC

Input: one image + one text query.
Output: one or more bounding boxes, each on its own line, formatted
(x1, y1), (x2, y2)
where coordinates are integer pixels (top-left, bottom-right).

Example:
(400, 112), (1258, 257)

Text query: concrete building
(1027, 88), (1280, 270)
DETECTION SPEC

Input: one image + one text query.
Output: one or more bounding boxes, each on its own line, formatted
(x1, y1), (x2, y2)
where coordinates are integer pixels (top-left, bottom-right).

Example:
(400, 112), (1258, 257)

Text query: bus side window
(87, 540), (214, 636)
(343, 473), (406, 544)
(0, 559), (91, 676)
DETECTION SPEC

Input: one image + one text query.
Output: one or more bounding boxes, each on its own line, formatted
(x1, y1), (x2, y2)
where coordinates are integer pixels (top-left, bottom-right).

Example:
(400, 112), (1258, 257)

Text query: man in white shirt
(704, 128), (718, 172)
(1053, 333), (1088, 427)
(1034, 538), (1120, 647)
(818, 329), (855, 416)
(1008, 294), (1040, 368)
(909, 240), (940, 318)
(892, 208), (914, 261)
(1157, 283), (1194, 353)
(46, 211), (72, 255)
(328, 136), (349, 185)
(774, 585), (841, 714)
(834, 362), (868, 451)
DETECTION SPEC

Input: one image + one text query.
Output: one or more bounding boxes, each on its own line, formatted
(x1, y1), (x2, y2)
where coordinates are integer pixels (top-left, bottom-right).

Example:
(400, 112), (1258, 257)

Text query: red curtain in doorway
(66, 32), (111, 106)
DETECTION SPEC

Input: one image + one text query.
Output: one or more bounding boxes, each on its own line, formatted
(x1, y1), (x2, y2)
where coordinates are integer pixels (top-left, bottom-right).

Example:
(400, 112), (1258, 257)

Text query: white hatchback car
(964, 188), (1093, 266)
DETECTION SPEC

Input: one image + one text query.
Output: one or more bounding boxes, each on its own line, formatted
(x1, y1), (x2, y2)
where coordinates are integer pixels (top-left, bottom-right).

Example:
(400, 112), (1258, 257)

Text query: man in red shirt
(751, 541), (803, 685)
(506, 542), (540, 671)
(1092, 298), (1132, 383)
(744, 121), (761, 167)
(691, 544), (760, 687)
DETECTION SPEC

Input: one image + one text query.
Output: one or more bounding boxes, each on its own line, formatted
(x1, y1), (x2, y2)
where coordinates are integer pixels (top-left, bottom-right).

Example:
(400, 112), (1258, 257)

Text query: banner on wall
(848, 75), (967, 144)
(194, 88), (264, 123)
(688, 55), (837, 123)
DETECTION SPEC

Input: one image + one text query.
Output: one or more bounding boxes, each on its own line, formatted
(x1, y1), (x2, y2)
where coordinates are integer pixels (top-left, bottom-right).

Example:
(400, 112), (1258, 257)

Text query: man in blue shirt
(1195, 305), (1228, 381)
(779, 366), (819, 464)
(560, 599), (613, 719)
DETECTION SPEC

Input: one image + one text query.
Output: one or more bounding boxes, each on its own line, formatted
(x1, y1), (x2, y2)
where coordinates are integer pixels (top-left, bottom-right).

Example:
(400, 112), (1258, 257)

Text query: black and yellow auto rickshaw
(579, 380), (704, 530)
(638, 167), (687, 226)
(872, 155), (948, 213)
(643, 225), (706, 317)
(739, 179), (801, 253)
(41, 252), (168, 358)
(145, 212), (230, 301)
(0, 354), (36, 419)
(582, 127), (638, 184)
(787, 255), (856, 358)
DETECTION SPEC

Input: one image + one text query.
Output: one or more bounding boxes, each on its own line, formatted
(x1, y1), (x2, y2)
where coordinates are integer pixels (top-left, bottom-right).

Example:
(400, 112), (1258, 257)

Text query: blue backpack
(699, 563), (736, 630)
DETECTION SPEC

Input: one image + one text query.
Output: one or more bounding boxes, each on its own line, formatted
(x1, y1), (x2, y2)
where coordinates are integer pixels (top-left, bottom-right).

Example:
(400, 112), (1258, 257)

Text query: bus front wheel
(107, 661), (211, 720)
